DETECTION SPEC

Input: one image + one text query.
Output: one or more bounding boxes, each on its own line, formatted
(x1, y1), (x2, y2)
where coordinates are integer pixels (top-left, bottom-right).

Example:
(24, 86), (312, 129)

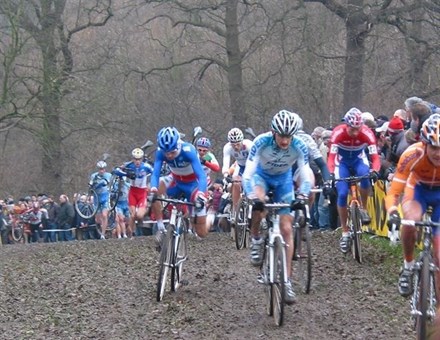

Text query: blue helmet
(157, 127), (180, 152)
(196, 137), (211, 149)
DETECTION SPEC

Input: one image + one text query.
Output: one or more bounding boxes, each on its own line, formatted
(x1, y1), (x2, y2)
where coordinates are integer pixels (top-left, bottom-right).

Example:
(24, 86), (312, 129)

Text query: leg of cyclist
(335, 163), (351, 253)
(231, 176), (241, 220)
(357, 159), (372, 224)
(249, 180), (266, 267)
(149, 177), (170, 246)
(398, 198), (422, 296)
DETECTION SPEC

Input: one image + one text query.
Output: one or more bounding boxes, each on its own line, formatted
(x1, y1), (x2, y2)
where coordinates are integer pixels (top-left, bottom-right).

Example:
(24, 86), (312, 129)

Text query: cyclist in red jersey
(327, 108), (380, 253)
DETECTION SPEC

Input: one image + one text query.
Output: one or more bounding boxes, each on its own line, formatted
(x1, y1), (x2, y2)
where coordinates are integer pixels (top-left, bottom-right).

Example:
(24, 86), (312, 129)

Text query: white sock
(342, 232), (350, 237)
(404, 260), (414, 270)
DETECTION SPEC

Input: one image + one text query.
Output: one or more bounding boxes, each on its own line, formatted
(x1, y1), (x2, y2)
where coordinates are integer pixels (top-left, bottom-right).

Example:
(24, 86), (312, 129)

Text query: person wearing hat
(380, 117), (408, 180)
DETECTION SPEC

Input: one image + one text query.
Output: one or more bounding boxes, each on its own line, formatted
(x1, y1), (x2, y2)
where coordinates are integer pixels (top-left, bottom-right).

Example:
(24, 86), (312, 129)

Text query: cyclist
(149, 127), (210, 246)
(327, 107), (380, 253)
(385, 114), (440, 297)
(121, 148), (153, 237)
(243, 109), (312, 304)
(110, 172), (130, 239)
(196, 137), (220, 186)
(89, 161), (112, 240)
(222, 128), (253, 220)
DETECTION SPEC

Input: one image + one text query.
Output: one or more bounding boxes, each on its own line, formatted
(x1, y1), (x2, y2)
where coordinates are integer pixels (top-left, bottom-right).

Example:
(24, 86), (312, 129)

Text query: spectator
(57, 194), (75, 241)
(43, 196), (59, 242)
(27, 202), (45, 243)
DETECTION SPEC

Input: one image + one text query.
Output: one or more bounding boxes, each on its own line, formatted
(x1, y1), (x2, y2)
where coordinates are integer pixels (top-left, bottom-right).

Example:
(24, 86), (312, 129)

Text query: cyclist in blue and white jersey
(121, 148), (153, 237)
(222, 128), (253, 219)
(243, 110), (312, 304)
(149, 127), (210, 245)
(89, 161), (112, 240)
(109, 170), (130, 239)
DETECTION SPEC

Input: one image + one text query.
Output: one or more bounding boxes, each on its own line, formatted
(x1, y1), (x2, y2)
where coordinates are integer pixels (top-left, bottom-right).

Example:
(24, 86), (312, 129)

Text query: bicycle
(292, 199), (312, 294)
(258, 201), (294, 326)
(154, 197), (193, 302)
(333, 173), (373, 263)
(394, 208), (439, 340)
(234, 192), (252, 250)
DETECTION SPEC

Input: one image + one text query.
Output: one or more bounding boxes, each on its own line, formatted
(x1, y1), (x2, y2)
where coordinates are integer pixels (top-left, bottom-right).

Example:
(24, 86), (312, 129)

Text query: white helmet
(271, 110), (301, 136)
(227, 128), (244, 143)
(96, 161), (107, 169)
(131, 148), (144, 159)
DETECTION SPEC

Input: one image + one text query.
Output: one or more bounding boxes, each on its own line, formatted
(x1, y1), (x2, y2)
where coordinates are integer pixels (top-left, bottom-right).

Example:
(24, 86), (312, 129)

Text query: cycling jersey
(386, 142), (440, 209)
(150, 141), (207, 194)
(123, 161), (153, 189)
(327, 124), (380, 173)
(222, 139), (253, 175)
(89, 172), (112, 195)
(243, 132), (312, 198)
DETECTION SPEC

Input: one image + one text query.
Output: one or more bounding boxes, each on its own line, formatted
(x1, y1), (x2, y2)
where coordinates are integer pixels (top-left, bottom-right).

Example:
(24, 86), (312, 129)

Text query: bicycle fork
(267, 215), (288, 285)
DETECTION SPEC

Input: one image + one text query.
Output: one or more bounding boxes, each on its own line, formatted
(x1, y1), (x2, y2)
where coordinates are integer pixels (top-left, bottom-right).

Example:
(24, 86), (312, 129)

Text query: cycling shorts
(128, 186), (147, 208)
(251, 171), (293, 215)
(116, 202), (130, 218)
(334, 158), (370, 207)
(162, 177), (206, 217)
(97, 192), (110, 212)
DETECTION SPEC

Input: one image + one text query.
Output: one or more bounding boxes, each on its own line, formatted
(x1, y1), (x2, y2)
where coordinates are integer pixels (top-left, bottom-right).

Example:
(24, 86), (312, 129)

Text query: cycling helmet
(271, 110), (301, 136)
(131, 148), (144, 159)
(97, 160), (107, 169)
(420, 113), (440, 146)
(344, 108), (363, 128)
(228, 128), (244, 143)
(157, 126), (180, 152)
(196, 137), (211, 149)
(297, 116), (304, 131)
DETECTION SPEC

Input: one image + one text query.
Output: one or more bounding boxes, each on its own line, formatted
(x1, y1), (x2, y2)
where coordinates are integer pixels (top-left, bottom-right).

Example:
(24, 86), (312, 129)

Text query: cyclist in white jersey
(222, 128), (253, 220)
(243, 110), (312, 304)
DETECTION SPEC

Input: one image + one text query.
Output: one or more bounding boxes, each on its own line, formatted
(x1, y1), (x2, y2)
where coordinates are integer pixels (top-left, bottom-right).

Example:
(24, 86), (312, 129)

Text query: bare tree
(0, 0), (113, 195)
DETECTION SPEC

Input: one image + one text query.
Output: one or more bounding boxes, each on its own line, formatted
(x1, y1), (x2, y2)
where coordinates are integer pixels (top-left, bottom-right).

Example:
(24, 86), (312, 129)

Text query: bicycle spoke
(272, 238), (285, 326)
(156, 226), (173, 302)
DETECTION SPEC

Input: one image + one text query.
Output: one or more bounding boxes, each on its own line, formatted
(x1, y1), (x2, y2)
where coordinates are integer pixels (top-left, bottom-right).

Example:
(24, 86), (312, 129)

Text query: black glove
(125, 168), (136, 180)
(291, 198), (306, 211)
(200, 159), (206, 165)
(387, 211), (401, 229)
(195, 196), (206, 212)
(252, 198), (265, 212)
(370, 170), (380, 182)
(322, 181), (333, 198)
(329, 173), (335, 182)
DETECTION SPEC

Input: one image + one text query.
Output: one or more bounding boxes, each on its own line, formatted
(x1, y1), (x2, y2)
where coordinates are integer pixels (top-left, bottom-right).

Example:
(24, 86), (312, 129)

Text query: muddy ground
(0, 230), (415, 339)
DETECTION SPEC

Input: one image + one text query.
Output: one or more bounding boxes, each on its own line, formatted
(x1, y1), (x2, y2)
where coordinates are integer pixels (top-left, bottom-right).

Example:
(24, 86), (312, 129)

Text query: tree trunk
(342, 0), (368, 112)
(225, 0), (246, 127)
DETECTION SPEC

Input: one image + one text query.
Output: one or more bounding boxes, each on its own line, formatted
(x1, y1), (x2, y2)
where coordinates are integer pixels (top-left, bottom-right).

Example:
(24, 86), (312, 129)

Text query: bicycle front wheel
(350, 205), (362, 263)
(171, 220), (188, 292)
(272, 237), (286, 326)
(108, 175), (120, 211)
(156, 226), (174, 302)
(293, 222), (312, 294)
(11, 222), (24, 242)
(75, 189), (99, 219)
(416, 255), (430, 340)
(235, 197), (249, 250)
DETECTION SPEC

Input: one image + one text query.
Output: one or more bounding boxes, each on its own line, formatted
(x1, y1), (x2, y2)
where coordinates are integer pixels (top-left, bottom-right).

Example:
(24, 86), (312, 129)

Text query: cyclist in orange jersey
(385, 114), (440, 298)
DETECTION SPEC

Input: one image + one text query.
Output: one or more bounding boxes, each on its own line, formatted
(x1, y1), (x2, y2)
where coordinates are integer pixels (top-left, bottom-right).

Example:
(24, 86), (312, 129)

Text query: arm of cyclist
(201, 152), (221, 172)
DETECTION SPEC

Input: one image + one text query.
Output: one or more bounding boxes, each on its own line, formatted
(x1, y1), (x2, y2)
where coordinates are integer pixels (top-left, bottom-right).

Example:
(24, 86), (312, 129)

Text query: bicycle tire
(293, 222), (312, 294)
(11, 222), (24, 242)
(75, 189), (99, 219)
(350, 205), (362, 263)
(235, 197), (249, 250)
(217, 201), (232, 233)
(261, 239), (272, 316)
(171, 219), (188, 292)
(272, 237), (286, 326)
(108, 175), (120, 211)
(416, 255), (430, 340)
(156, 225), (174, 302)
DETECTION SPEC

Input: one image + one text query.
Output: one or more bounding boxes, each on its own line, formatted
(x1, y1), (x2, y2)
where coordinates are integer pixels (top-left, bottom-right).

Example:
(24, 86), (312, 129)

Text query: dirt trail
(0, 231), (414, 339)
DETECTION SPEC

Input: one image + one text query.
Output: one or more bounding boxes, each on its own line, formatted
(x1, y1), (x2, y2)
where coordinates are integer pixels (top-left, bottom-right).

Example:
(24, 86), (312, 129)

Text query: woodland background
(0, 0), (439, 197)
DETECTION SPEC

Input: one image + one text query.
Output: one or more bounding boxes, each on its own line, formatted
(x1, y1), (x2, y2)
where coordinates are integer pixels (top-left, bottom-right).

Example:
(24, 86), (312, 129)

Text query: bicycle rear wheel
(415, 255), (430, 340)
(156, 226), (174, 302)
(293, 221), (312, 294)
(75, 189), (99, 219)
(272, 237), (286, 326)
(350, 205), (362, 263)
(235, 197), (249, 250)
(171, 220), (188, 292)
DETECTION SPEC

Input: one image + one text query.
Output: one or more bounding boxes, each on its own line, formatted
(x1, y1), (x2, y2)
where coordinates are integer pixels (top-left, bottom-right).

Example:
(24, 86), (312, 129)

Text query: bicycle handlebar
(152, 197), (195, 207)
(333, 173), (373, 183)
(400, 219), (440, 228)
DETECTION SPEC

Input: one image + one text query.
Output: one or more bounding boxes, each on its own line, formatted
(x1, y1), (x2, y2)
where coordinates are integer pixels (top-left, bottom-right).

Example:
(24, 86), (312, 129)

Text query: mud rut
(0, 231), (415, 339)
